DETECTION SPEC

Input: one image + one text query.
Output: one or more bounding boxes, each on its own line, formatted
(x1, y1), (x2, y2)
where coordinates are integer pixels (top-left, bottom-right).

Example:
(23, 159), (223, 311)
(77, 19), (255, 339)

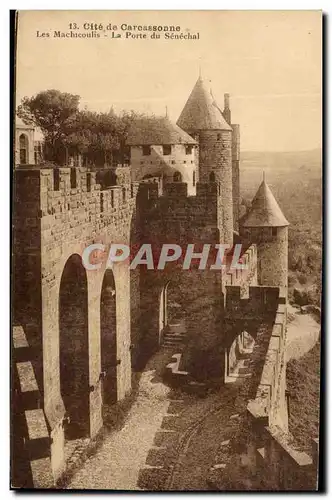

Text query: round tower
(177, 76), (233, 245)
(241, 179), (289, 288)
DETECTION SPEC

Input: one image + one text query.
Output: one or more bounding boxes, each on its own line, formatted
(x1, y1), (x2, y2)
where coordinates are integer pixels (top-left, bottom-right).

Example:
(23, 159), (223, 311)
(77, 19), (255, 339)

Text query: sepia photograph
(11, 10), (322, 491)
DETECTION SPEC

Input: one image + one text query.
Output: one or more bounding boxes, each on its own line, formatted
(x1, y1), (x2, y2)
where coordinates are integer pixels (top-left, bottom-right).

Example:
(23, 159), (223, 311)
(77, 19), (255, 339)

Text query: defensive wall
(12, 165), (289, 488)
(209, 285), (318, 490)
(13, 164), (141, 483)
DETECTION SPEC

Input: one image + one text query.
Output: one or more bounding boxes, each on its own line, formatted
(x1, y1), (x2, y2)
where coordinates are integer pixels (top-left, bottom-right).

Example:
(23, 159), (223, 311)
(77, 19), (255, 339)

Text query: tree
(17, 89), (80, 163)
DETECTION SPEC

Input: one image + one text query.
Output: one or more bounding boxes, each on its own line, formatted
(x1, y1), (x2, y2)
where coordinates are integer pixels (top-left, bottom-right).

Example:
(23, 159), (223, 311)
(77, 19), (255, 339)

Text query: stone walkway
(67, 350), (174, 490)
(66, 306), (318, 491)
(286, 304), (320, 361)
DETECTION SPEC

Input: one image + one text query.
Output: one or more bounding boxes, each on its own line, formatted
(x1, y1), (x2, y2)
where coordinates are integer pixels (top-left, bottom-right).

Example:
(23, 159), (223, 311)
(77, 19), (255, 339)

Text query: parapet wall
(223, 244), (258, 292)
(245, 293), (318, 490)
(225, 285), (283, 321)
(138, 180), (228, 247)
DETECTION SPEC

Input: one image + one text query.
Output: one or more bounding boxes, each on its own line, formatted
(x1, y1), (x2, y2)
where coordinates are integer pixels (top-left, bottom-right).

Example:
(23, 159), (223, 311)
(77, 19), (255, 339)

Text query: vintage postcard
(12, 10), (322, 491)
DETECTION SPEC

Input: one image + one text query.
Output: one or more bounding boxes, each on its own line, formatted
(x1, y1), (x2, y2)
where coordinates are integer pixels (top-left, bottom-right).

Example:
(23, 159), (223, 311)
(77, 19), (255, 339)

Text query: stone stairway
(162, 321), (187, 349)
(12, 325), (54, 488)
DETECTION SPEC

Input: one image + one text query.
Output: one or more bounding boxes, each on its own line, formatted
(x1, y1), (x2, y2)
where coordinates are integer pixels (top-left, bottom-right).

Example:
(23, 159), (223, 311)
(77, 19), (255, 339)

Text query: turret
(177, 76), (233, 245)
(223, 93), (231, 124)
(221, 93), (240, 233)
(241, 178), (289, 289)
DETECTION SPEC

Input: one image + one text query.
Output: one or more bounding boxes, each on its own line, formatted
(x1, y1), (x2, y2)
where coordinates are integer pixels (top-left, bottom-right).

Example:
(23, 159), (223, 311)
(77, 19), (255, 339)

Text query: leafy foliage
(17, 90), (143, 165)
(17, 90), (80, 163)
(286, 339), (321, 449)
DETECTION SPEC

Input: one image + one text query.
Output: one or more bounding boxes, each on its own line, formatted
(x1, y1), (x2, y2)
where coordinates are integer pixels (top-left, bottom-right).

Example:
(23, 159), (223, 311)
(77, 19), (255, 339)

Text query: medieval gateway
(12, 76), (318, 490)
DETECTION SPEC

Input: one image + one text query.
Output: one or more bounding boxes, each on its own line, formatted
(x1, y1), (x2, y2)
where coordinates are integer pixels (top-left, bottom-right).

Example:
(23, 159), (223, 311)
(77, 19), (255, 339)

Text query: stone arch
(100, 269), (118, 406)
(19, 133), (29, 165)
(59, 254), (90, 440)
(225, 330), (255, 379)
(158, 278), (187, 347)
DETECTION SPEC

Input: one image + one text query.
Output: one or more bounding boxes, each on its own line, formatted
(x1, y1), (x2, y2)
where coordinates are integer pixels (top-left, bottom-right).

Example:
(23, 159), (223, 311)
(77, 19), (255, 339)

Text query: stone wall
(198, 129), (233, 245)
(13, 165), (140, 481)
(130, 144), (198, 195)
(241, 226), (288, 288)
(243, 291), (317, 490)
(231, 124), (240, 232)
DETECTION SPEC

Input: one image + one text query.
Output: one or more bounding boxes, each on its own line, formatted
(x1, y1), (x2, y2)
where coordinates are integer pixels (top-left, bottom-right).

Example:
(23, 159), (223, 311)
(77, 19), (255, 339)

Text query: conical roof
(177, 76), (232, 132)
(242, 180), (289, 227)
(126, 115), (197, 146)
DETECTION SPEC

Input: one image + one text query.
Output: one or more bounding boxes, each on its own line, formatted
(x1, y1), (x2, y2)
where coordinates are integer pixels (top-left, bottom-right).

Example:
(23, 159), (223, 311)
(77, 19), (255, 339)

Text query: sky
(16, 10), (322, 151)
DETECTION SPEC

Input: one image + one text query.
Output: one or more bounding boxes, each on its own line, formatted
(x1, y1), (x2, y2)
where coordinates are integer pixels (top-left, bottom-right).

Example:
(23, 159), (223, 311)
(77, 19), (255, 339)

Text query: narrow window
(70, 168), (77, 189)
(193, 171), (196, 186)
(87, 173), (91, 192)
(209, 171), (216, 182)
(173, 171), (182, 182)
(272, 227), (278, 237)
(142, 145), (151, 156)
(53, 169), (60, 191)
(162, 144), (172, 155)
(19, 134), (28, 164)
(122, 187), (126, 202)
(217, 133), (221, 141)
(185, 145), (193, 155)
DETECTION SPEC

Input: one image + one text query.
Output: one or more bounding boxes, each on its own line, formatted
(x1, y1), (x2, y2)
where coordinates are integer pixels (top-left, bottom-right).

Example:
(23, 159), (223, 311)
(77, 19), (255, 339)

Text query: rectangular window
(185, 145), (193, 155)
(20, 148), (27, 165)
(70, 168), (77, 189)
(142, 145), (151, 156)
(87, 173), (91, 192)
(53, 169), (60, 191)
(272, 227), (278, 237)
(162, 144), (172, 155)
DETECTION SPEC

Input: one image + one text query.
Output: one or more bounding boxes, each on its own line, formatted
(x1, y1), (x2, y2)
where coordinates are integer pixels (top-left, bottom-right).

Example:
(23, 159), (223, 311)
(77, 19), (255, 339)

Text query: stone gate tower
(177, 76), (234, 246)
(241, 179), (289, 288)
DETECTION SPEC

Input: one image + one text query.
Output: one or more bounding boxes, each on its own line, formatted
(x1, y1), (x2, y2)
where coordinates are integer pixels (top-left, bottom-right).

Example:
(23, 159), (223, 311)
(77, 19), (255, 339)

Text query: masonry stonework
(12, 76), (314, 490)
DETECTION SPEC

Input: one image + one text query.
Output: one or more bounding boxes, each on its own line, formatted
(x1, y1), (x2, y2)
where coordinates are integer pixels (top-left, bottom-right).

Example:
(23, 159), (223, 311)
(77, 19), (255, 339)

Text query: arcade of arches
(59, 256), (120, 445)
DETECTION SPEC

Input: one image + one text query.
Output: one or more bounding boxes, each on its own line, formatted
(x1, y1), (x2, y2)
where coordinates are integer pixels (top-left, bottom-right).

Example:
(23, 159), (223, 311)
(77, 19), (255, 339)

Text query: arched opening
(159, 282), (169, 342)
(225, 331), (255, 382)
(19, 134), (28, 165)
(209, 171), (216, 182)
(159, 281), (187, 348)
(100, 270), (117, 406)
(173, 171), (182, 182)
(59, 254), (90, 440)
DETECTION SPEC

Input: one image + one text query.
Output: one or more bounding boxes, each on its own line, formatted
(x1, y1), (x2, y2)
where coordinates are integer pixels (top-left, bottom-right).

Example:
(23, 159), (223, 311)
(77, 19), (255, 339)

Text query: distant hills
(240, 148), (322, 198)
(240, 148), (322, 232)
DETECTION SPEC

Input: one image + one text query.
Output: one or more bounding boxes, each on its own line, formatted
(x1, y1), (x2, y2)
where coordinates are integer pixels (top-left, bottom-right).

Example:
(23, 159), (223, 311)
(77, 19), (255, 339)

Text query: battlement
(14, 165), (140, 219)
(225, 285), (282, 320)
(138, 180), (220, 202)
(223, 244), (257, 289)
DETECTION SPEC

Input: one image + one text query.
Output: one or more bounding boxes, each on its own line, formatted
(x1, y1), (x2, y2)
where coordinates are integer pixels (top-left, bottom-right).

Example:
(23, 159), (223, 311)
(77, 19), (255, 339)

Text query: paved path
(68, 351), (173, 490)
(286, 305), (320, 361)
